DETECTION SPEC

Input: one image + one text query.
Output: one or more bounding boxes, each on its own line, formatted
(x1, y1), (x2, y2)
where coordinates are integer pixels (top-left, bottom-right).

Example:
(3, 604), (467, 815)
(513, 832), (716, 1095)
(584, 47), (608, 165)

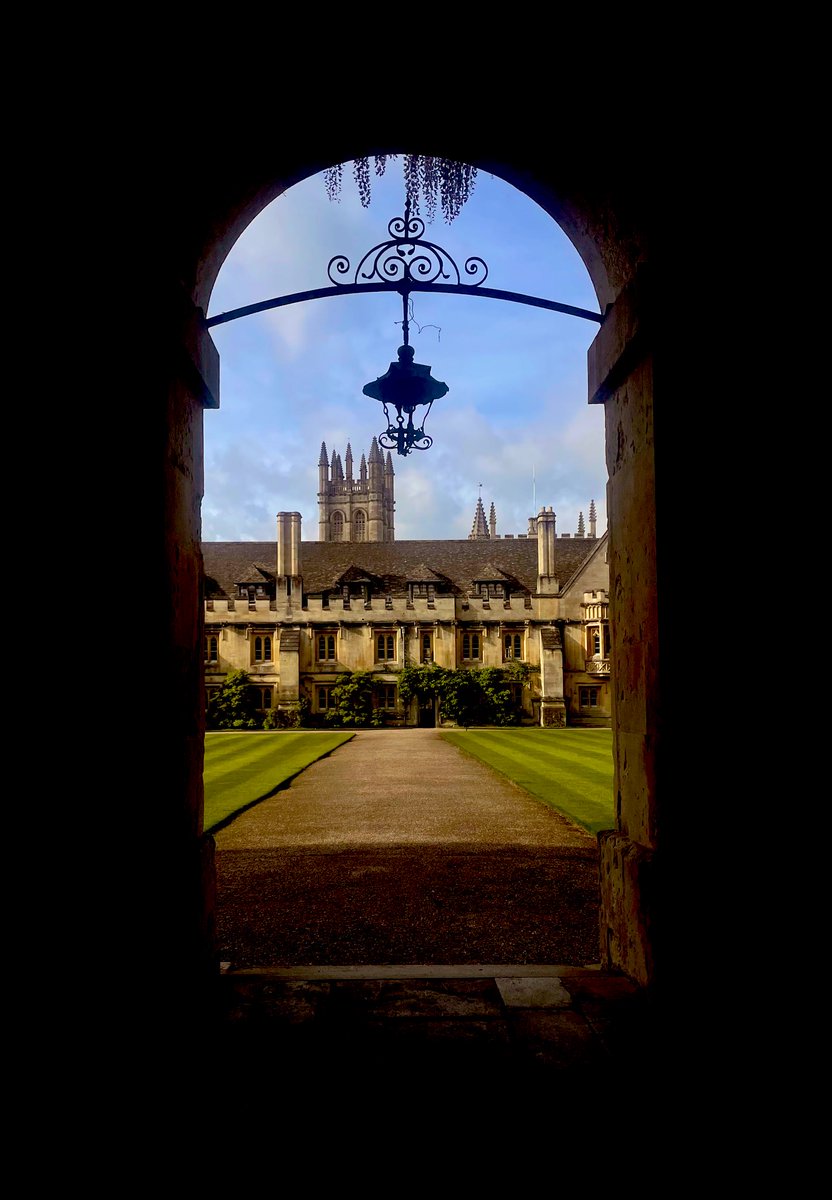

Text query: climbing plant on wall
(324, 155), (478, 224)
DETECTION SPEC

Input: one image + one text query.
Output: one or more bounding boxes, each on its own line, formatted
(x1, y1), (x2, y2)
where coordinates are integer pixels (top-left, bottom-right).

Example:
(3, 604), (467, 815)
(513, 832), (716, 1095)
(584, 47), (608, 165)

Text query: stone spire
(577, 511), (585, 537)
(469, 497), (490, 540)
(489, 502), (497, 539)
(589, 499), (597, 539)
(360, 453), (367, 484)
(319, 441), (328, 467)
(345, 443), (353, 481)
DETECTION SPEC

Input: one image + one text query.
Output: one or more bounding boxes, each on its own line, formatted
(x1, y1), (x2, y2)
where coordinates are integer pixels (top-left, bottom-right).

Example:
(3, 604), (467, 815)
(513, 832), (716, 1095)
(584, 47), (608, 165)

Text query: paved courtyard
(213, 728), (602, 969)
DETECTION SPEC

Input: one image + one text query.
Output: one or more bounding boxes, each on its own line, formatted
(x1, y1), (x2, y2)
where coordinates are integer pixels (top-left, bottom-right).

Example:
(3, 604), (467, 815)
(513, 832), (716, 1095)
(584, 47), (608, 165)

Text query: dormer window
(237, 581), (273, 602)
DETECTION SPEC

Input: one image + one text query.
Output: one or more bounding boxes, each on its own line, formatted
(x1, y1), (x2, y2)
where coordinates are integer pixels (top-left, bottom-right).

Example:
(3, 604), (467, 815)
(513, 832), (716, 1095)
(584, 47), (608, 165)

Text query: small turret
(589, 499), (597, 539)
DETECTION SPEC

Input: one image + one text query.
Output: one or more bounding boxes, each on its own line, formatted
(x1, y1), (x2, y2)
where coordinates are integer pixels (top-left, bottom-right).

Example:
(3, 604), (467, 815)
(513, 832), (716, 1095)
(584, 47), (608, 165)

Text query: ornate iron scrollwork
(328, 213), (489, 293)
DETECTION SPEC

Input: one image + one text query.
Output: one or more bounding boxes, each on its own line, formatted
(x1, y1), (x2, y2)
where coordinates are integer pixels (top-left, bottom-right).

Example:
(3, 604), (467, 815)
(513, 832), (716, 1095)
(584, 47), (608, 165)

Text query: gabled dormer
(330, 565), (384, 610)
(406, 564), (447, 608)
(235, 565), (275, 607)
(470, 564), (514, 605)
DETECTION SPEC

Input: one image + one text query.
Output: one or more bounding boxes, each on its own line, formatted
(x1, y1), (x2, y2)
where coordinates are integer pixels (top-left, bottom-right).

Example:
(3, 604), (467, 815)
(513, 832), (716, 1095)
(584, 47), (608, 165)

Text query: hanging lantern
(363, 343), (448, 456)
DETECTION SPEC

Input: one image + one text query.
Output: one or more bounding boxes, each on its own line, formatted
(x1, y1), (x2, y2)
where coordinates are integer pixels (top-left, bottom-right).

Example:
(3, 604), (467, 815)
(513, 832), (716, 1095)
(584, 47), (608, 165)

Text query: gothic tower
(317, 439), (395, 542)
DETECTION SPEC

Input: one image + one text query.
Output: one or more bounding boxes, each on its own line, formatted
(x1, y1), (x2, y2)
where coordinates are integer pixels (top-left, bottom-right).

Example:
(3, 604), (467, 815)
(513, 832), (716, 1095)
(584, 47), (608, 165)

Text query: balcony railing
(585, 658), (611, 676)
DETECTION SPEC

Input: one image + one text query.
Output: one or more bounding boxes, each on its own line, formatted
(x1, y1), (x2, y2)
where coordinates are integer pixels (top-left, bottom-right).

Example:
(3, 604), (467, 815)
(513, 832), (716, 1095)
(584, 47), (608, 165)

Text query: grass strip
(203, 731), (354, 833)
(439, 728), (614, 834)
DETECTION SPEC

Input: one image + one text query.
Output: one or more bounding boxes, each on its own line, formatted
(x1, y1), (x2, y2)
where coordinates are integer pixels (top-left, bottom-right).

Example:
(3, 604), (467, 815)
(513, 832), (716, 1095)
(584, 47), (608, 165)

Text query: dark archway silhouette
(128, 111), (703, 1082)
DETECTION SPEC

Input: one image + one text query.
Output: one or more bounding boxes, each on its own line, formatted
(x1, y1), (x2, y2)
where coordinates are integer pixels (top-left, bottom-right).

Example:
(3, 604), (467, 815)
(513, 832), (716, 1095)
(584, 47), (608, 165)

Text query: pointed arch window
(376, 632), (396, 662)
(421, 631), (433, 663)
(354, 510), (366, 542)
(253, 634), (272, 663)
(462, 632), (481, 661)
(317, 632), (337, 662)
(331, 512), (344, 541)
(503, 632), (523, 661)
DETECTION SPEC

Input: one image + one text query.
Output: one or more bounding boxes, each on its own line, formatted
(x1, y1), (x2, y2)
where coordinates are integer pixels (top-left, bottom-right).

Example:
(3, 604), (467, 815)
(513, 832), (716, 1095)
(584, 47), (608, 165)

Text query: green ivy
(398, 662), (530, 728)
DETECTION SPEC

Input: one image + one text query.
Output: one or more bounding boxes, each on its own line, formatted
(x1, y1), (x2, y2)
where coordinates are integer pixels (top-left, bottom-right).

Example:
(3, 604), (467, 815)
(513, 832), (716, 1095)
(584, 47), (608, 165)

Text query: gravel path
(213, 729), (602, 968)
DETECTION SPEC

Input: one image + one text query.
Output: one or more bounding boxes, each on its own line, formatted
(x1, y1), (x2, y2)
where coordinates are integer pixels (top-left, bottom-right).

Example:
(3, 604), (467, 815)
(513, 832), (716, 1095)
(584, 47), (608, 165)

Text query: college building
(202, 439), (610, 728)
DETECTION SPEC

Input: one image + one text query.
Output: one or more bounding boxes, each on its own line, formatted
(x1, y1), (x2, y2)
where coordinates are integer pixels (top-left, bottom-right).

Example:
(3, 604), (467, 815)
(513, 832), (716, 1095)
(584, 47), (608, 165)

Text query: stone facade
(203, 441), (611, 728)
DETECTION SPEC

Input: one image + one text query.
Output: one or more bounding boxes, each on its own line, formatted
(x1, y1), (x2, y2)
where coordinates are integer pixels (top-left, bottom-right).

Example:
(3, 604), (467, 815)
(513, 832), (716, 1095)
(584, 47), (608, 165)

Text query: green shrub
(206, 670), (261, 730)
(262, 696), (310, 730)
(325, 671), (376, 727)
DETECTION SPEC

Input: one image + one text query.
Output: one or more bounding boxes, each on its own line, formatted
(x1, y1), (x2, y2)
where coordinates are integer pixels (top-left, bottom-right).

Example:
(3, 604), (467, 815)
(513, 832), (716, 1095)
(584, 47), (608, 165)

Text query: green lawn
(203, 731), (354, 833)
(203, 726), (614, 838)
(439, 728), (614, 834)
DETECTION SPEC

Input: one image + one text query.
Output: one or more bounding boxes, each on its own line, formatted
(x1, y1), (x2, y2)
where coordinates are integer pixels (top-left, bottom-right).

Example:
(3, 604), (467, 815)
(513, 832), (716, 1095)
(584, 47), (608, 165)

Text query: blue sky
(204, 159), (606, 543)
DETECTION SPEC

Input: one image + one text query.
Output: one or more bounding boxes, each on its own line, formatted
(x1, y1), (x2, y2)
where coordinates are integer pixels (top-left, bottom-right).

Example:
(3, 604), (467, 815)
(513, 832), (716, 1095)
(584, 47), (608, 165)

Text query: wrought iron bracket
(205, 211), (602, 330)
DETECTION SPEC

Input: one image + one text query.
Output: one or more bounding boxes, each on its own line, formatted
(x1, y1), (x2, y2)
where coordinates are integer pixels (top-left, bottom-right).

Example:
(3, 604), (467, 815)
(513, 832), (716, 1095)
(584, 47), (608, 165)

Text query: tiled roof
(237, 563), (275, 584)
(202, 537), (602, 600)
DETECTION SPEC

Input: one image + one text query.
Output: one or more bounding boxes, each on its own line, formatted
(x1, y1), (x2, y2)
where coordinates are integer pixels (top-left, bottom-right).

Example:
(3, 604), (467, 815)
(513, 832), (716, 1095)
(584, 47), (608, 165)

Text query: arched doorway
(146, 122), (668, 1045)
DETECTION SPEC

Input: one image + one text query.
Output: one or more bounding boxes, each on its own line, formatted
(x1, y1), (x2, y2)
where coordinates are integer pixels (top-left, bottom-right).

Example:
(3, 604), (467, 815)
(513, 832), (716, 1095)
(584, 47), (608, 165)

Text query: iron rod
(205, 281), (603, 329)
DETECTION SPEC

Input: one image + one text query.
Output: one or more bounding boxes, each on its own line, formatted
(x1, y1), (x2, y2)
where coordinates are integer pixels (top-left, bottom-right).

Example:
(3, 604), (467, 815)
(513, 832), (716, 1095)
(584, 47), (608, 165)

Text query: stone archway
(145, 119), (673, 1042)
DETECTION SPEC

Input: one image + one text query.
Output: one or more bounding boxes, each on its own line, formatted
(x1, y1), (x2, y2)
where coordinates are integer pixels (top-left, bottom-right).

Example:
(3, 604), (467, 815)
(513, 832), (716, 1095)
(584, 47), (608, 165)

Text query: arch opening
(153, 129), (662, 1035)
(200, 155), (619, 979)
